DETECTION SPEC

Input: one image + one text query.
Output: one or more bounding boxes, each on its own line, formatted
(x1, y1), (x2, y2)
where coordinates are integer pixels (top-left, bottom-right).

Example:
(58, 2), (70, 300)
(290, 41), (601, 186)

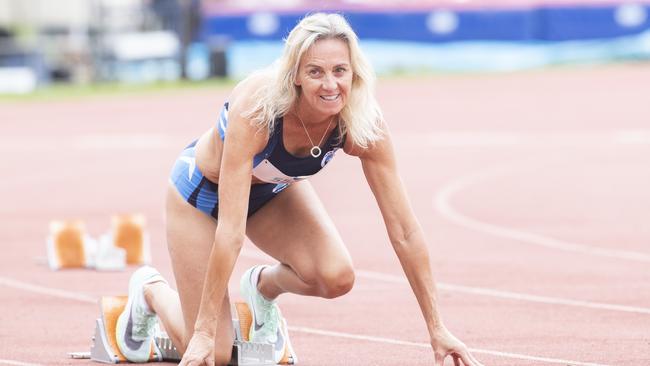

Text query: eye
(308, 68), (321, 77)
(335, 66), (347, 73)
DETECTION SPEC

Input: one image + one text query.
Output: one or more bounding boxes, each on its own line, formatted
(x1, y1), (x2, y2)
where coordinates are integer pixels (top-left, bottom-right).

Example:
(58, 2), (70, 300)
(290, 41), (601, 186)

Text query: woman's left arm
(358, 128), (483, 366)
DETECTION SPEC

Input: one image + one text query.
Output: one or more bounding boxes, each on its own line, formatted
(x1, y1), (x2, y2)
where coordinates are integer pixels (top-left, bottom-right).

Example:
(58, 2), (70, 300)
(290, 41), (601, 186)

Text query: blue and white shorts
(169, 141), (283, 219)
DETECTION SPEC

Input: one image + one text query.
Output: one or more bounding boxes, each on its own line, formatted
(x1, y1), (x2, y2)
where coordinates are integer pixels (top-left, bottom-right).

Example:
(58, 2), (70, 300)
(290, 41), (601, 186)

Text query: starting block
(46, 220), (98, 270)
(46, 214), (153, 271)
(82, 296), (297, 365)
(108, 214), (151, 266)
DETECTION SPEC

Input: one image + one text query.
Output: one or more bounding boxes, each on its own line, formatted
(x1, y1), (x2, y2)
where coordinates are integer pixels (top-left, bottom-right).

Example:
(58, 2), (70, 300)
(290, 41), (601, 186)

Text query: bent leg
(143, 280), (182, 345)
(246, 181), (354, 300)
(154, 183), (234, 365)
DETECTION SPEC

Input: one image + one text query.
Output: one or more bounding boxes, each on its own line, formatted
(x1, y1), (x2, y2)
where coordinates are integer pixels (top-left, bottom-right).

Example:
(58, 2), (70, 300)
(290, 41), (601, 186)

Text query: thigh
(245, 180), (353, 280)
(166, 183), (234, 351)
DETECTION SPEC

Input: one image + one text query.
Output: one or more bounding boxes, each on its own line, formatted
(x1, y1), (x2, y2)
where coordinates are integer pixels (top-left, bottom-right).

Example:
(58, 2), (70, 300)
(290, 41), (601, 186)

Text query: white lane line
(0, 135), (175, 151)
(290, 326), (611, 366)
(355, 270), (650, 315)
(434, 168), (650, 263)
(12, 254), (650, 326)
(614, 130), (650, 145)
(0, 275), (624, 366)
(241, 250), (650, 315)
(1, 130), (649, 152)
(25, 251), (650, 315)
(72, 135), (175, 150)
(396, 130), (650, 147)
(0, 276), (96, 303)
(0, 360), (45, 366)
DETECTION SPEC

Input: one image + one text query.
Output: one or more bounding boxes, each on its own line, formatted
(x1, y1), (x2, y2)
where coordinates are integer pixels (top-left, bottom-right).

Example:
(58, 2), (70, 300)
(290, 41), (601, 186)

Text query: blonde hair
(243, 13), (384, 148)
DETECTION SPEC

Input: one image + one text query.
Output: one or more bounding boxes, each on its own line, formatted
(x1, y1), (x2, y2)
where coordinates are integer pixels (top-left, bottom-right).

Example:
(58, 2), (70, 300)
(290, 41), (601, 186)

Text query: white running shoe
(116, 266), (166, 362)
(240, 265), (287, 363)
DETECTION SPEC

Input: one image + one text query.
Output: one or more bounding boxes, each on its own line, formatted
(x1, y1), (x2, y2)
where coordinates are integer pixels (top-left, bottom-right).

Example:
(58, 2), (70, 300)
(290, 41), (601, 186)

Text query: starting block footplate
(84, 296), (295, 365)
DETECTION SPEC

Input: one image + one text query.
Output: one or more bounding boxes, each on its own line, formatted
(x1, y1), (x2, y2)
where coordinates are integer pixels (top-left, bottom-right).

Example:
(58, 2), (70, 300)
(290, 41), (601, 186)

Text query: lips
(320, 94), (339, 101)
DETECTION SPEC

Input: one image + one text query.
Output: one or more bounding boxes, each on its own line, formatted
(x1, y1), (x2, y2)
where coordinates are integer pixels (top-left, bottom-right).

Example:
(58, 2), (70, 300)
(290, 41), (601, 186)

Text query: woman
(115, 13), (483, 366)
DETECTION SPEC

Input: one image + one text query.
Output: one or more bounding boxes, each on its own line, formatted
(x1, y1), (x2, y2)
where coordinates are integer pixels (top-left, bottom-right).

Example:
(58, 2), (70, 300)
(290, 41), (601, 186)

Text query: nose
(321, 73), (337, 91)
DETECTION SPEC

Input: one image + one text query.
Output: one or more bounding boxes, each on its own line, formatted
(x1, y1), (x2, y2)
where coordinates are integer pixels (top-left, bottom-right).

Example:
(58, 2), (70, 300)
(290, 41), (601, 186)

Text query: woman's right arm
(180, 84), (268, 365)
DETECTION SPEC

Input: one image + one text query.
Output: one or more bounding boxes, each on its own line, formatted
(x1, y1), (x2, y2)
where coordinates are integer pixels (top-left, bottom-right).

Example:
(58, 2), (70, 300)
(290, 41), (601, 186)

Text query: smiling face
(295, 37), (353, 121)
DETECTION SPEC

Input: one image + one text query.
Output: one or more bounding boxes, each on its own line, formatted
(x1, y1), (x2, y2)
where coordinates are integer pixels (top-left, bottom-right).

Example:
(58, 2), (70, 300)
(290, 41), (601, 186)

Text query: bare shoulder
(342, 121), (392, 160)
(228, 72), (271, 132)
(228, 71), (273, 113)
(342, 134), (363, 157)
(222, 72), (273, 147)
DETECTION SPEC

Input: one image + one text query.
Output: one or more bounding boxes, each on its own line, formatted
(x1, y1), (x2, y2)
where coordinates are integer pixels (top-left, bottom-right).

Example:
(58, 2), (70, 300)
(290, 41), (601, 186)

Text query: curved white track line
(434, 168), (650, 263)
(0, 275), (615, 366)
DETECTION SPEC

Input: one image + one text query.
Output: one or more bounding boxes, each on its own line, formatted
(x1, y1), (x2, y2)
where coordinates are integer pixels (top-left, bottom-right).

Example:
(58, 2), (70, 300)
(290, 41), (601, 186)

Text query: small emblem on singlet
(272, 183), (289, 194)
(321, 149), (338, 168)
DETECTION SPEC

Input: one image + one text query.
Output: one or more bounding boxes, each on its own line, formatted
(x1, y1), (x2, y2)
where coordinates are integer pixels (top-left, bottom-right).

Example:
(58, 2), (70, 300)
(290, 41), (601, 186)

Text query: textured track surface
(1, 64), (649, 365)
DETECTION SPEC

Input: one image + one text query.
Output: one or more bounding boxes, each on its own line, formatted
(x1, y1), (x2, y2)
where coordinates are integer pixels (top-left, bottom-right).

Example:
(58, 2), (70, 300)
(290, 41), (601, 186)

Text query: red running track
(1, 64), (649, 366)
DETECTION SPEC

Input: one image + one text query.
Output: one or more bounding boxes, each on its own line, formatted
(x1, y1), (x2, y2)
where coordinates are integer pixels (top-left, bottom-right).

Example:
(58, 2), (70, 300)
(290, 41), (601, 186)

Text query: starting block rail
(73, 296), (296, 365)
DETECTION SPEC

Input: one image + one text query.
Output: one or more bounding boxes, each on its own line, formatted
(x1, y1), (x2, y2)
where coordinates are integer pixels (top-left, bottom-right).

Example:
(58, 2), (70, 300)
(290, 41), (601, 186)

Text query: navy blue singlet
(169, 102), (345, 219)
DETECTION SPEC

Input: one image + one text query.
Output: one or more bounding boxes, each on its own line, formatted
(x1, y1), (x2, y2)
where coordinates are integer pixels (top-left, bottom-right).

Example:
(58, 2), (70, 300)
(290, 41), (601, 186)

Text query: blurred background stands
(1, 0), (649, 94)
(0, 0), (203, 93)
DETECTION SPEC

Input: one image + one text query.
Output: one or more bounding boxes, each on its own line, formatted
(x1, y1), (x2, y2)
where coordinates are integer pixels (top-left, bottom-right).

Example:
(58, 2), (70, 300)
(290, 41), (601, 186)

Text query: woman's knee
(316, 263), (355, 299)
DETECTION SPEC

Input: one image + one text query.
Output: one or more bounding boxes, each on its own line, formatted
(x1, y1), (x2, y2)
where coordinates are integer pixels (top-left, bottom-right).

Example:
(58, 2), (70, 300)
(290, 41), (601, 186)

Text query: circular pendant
(310, 146), (322, 158)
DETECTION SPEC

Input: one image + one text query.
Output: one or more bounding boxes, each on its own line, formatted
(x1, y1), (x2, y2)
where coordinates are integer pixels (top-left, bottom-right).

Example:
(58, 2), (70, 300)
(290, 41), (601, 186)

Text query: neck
(294, 101), (336, 126)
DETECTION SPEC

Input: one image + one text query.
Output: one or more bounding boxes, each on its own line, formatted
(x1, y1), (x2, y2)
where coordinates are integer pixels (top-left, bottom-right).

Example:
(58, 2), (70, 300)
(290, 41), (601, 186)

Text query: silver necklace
(294, 113), (334, 158)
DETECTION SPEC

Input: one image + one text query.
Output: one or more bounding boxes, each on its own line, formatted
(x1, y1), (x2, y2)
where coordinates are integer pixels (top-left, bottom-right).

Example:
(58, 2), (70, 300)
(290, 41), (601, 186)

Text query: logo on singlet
(272, 183), (289, 194)
(321, 148), (338, 168)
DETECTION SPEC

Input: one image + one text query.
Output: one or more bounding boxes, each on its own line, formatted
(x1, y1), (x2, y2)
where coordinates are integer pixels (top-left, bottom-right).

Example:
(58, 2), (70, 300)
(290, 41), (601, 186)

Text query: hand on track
(431, 326), (484, 366)
(179, 331), (215, 366)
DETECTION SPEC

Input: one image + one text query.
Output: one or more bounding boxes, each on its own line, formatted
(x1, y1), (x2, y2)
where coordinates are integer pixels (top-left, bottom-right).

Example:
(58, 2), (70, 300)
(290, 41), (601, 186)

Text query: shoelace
(257, 297), (280, 341)
(132, 305), (157, 338)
